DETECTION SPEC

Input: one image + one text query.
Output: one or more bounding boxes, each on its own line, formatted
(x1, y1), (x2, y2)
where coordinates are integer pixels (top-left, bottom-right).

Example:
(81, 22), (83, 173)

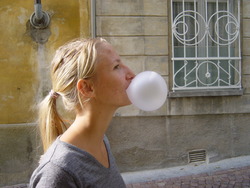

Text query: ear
(77, 79), (94, 98)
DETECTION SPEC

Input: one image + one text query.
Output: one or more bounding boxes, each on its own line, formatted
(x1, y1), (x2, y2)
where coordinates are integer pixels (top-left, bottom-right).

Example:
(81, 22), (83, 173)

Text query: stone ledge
(169, 88), (244, 98)
(2, 184), (28, 188)
(0, 123), (36, 128)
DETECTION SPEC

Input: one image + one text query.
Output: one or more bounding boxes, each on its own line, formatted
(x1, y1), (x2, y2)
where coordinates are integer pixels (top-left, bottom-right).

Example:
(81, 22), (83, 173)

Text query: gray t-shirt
(29, 136), (126, 188)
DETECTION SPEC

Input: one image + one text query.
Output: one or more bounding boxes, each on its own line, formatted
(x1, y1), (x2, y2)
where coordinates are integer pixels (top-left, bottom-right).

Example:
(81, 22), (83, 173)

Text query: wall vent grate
(188, 149), (206, 163)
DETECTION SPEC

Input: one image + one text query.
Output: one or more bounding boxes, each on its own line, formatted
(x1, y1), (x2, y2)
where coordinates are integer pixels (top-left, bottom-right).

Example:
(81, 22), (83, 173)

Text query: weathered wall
(0, 0), (90, 186)
(108, 114), (250, 172)
(0, 0), (89, 124)
(98, 0), (250, 172)
(242, 0), (250, 94)
(96, 0), (169, 116)
(0, 124), (40, 186)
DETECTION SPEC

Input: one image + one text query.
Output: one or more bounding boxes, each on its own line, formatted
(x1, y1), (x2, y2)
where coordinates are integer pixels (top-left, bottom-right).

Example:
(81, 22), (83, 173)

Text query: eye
(114, 64), (120, 70)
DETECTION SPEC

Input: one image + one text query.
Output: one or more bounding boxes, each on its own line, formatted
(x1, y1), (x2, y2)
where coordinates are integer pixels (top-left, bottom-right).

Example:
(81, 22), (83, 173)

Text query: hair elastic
(49, 90), (60, 99)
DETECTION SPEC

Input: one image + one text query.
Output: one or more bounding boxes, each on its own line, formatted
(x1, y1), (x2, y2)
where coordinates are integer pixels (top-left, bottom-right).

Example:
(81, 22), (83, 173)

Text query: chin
(115, 101), (130, 108)
(121, 100), (132, 107)
(115, 95), (132, 107)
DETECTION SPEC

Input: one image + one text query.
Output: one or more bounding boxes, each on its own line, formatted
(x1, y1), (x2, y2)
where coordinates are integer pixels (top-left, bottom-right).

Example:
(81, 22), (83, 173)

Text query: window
(171, 0), (241, 93)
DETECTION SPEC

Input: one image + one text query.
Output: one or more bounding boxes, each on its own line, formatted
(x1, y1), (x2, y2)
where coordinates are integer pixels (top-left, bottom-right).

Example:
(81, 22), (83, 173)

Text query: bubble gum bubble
(126, 71), (168, 111)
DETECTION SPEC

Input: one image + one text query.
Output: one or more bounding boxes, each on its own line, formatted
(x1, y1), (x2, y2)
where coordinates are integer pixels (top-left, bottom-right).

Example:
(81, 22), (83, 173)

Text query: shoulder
(30, 138), (81, 187)
(38, 137), (89, 174)
(29, 161), (77, 188)
(38, 138), (74, 170)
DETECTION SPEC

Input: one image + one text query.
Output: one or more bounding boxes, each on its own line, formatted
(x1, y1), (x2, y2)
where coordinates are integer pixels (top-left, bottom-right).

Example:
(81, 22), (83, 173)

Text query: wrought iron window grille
(171, 0), (241, 92)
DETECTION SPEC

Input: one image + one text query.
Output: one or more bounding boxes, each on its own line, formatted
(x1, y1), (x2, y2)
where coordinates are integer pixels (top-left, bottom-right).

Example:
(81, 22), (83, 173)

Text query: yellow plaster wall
(0, 0), (90, 124)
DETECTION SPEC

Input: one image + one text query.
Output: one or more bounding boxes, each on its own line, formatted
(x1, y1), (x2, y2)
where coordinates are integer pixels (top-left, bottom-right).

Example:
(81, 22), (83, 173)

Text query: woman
(29, 38), (135, 188)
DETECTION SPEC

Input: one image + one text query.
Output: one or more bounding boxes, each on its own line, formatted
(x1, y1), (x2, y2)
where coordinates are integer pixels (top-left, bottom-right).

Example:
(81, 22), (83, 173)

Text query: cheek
(107, 82), (127, 101)
(94, 73), (127, 99)
(95, 79), (118, 98)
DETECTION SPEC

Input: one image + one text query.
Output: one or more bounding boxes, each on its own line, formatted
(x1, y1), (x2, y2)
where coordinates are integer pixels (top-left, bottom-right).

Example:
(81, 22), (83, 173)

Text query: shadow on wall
(0, 124), (41, 187)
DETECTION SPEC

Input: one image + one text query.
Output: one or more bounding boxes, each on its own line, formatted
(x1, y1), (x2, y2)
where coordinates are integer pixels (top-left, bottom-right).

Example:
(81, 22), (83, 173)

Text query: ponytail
(38, 91), (67, 152)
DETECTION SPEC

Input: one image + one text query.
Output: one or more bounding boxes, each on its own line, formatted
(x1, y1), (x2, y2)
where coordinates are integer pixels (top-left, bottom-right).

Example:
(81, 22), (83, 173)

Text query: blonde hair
(38, 38), (106, 152)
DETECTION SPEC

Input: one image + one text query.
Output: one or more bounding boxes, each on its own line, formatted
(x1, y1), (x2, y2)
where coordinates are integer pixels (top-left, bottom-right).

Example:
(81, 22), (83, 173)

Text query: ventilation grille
(188, 149), (206, 163)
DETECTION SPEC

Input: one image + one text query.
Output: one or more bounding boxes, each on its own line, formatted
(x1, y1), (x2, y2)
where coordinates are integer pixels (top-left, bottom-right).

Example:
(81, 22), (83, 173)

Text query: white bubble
(126, 71), (168, 111)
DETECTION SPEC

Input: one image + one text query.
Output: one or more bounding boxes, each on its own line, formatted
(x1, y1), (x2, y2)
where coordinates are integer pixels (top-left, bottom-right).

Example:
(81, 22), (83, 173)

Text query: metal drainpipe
(91, 0), (96, 38)
(29, 0), (51, 44)
(30, 0), (50, 29)
(34, 0), (43, 22)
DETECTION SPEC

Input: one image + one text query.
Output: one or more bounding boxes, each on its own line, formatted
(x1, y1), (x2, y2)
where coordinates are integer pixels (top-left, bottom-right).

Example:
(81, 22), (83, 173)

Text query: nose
(125, 66), (135, 81)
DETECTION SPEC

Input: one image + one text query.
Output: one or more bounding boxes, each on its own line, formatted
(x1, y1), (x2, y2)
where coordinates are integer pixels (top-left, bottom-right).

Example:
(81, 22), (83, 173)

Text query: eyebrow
(114, 58), (121, 63)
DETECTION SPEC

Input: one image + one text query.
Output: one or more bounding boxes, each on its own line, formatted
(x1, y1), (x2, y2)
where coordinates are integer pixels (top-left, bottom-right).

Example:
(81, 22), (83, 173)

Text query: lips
(126, 77), (135, 89)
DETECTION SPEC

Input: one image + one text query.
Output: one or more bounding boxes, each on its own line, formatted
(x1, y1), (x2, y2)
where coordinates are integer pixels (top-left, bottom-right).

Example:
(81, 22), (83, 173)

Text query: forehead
(96, 43), (119, 65)
(97, 42), (116, 55)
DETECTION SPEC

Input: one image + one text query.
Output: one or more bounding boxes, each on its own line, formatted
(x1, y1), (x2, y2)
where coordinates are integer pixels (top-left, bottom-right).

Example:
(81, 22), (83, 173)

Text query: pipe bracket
(30, 11), (50, 29)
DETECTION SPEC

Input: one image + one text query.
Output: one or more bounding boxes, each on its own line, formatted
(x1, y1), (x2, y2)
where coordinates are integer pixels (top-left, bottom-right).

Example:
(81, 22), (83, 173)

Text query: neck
(61, 102), (117, 146)
(75, 106), (115, 140)
(59, 104), (116, 169)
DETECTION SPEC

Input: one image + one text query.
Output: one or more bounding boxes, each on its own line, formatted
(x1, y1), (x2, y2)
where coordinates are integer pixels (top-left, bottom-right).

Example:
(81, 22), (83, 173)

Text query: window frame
(169, 0), (243, 97)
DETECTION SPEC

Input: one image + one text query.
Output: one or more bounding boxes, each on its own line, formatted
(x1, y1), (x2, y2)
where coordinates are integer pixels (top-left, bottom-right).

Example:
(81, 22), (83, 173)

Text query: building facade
(96, 0), (250, 172)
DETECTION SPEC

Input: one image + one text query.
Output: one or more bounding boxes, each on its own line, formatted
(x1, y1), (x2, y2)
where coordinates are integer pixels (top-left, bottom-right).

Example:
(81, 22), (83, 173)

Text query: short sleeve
(29, 162), (78, 188)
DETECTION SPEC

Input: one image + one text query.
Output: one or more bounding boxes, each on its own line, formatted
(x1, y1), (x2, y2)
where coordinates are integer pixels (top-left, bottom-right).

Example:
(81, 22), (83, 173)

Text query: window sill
(168, 88), (244, 98)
